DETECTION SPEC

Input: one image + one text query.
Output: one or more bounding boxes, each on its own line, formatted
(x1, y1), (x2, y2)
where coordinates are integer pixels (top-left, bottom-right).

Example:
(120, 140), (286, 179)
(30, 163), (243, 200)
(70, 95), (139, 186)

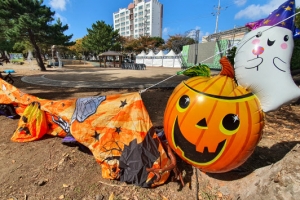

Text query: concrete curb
(21, 74), (183, 89)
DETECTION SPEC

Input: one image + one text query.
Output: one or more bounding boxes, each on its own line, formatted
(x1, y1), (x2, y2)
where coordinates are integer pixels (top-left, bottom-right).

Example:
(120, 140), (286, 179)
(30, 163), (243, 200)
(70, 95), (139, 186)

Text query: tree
(82, 21), (120, 54)
(164, 35), (196, 54)
(226, 46), (237, 66)
(122, 36), (164, 53)
(136, 36), (158, 52)
(0, 40), (14, 55)
(0, 0), (74, 71)
(122, 37), (140, 52)
(0, 18), (15, 56)
(147, 36), (165, 53)
(68, 38), (87, 58)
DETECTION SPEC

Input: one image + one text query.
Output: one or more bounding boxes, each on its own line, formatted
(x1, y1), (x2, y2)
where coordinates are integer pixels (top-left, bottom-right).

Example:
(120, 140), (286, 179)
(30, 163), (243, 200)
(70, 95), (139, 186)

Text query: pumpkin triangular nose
(196, 118), (208, 129)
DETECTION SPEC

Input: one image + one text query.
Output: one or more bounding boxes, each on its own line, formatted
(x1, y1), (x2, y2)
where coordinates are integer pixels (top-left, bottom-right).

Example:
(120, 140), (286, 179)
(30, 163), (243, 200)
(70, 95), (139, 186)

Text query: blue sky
(45, 0), (300, 42)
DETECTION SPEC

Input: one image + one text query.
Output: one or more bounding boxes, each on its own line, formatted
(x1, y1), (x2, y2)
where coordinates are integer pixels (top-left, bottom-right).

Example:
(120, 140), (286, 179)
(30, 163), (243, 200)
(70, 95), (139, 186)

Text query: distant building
(181, 27), (250, 69)
(202, 26), (249, 46)
(113, 0), (163, 38)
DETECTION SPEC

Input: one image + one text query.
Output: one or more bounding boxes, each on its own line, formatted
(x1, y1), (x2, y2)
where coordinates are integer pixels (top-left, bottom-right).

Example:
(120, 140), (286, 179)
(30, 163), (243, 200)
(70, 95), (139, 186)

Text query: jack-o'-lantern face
(164, 67), (265, 173)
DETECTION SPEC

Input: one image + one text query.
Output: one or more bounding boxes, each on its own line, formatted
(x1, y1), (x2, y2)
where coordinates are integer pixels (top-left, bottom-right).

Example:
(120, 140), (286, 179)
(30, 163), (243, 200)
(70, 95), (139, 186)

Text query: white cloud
(195, 26), (200, 31)
(201, 31), (210, 37)
(235, 4), (269, 20)
(163, 27), (171, 36)
(199, 31), (209, 41)
(185, 28), (199, 39)
(234, 0), (247, 7)
(235, 0), (300, 20)
(49, 0), (69, 11)
(54, 13), (67, 23)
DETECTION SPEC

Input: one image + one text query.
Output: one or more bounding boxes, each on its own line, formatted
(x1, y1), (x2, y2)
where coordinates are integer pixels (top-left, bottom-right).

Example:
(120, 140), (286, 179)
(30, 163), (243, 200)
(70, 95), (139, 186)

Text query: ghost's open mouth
(273, 57), (286, 72)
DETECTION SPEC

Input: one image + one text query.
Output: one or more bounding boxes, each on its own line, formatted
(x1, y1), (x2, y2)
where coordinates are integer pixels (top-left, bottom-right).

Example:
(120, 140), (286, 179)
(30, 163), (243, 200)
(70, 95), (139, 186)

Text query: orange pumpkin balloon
(164, 57), (265, 173)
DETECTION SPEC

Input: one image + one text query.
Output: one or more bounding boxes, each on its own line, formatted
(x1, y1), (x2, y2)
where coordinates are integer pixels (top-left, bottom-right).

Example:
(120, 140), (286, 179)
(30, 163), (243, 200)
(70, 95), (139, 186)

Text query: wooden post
(99, 55), (101, 67)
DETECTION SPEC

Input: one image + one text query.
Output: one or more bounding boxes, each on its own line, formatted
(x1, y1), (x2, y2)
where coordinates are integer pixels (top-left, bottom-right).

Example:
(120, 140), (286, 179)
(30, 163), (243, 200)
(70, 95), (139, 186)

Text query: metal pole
(214, 0), (221, 33)
(194, 30), (200, 65)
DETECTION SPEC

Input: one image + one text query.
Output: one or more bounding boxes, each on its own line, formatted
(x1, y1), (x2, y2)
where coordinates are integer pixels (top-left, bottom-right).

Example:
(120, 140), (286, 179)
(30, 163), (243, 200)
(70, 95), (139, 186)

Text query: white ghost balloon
(234, 25), (300, 112)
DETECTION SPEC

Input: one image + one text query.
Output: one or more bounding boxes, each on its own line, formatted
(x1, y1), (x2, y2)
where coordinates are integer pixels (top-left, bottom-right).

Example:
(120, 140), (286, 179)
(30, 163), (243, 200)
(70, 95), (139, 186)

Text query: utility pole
(212, 0), (227, 33)
(194, 29), (200, 65)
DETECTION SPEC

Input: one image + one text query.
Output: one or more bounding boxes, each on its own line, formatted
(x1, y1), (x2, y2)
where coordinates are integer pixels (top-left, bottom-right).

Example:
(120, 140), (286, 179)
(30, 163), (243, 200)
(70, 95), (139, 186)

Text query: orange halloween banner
(0, 79), (172, 187)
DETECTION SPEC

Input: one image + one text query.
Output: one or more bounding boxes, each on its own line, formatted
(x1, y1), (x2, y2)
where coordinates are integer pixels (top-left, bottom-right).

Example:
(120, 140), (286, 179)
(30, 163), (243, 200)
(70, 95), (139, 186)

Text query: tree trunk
(28, 29), (46, 71)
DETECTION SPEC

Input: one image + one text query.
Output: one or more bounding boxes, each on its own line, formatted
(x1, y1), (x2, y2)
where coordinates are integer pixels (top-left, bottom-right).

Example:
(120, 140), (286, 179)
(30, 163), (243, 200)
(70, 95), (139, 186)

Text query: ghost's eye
(284, 35), (289, 42)
(267, 39), (275, 46)
(177, 95), (190, 112)
(256, 32), (262, 38)
(219, 114), (240, 135)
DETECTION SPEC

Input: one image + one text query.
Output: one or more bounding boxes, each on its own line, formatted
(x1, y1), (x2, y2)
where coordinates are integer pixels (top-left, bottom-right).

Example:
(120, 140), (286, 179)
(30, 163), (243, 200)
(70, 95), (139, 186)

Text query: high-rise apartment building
(113, 0), (163, 38)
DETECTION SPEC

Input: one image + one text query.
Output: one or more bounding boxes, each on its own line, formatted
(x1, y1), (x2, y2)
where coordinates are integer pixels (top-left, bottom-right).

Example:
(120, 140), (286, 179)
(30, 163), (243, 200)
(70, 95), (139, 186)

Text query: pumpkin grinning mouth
(173, 117), (226, 164)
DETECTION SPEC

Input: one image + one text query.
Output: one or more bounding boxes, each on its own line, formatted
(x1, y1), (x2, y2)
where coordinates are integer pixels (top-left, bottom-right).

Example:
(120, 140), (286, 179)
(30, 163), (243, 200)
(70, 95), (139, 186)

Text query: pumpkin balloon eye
(219, 114), (240, 136)
(177, 95), (190, 112)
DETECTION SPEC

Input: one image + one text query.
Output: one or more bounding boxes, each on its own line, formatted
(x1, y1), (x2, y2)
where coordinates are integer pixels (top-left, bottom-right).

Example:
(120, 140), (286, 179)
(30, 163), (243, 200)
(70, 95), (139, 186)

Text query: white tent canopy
(174, 52), (182, 68)
(136, 51), (146, 64)
(145, 50), (155, 57)
(165, 49), (176, 56)
(153, 50), (165, 67)
(138, 50), (146, 56)
(155, 50), (165, 56)
(135, 50), (182, 68)
(144, 50), (155, 66)
(163, 50), (181, 68)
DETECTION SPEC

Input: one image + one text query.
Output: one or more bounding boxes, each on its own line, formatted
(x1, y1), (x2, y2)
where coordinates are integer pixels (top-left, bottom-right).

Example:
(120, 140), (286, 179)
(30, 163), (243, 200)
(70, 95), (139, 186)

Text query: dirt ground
(1, 63), (300, 200)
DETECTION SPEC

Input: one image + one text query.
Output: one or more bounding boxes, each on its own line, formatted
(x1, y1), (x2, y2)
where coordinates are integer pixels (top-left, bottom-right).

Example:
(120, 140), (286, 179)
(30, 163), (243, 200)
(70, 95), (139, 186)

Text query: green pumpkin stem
(179, 64), (211, 77)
